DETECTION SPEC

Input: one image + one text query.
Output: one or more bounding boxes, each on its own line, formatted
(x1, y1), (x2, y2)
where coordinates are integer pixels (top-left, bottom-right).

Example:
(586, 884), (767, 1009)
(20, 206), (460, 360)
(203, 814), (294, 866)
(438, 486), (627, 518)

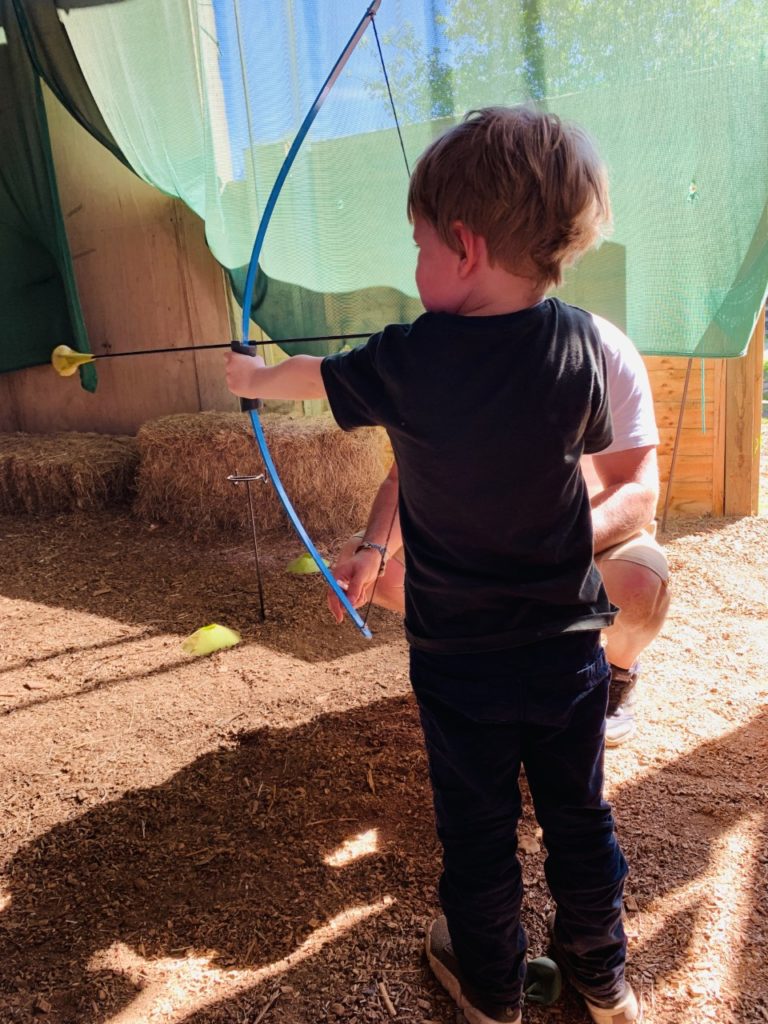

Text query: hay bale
(0, 432), (138, 514)
(133, 411), (390, 540)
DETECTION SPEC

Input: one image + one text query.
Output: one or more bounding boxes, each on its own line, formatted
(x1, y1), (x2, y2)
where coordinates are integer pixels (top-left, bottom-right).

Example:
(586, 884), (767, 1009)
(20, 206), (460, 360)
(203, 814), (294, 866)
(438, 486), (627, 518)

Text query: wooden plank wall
(646, 355), (723, 517)
(649, 307), (765, 519)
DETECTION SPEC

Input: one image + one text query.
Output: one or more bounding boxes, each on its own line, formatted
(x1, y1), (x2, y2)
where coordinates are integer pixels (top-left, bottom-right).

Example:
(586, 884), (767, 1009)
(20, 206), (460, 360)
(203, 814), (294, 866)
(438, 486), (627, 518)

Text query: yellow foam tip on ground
(181, 623), (241, 656)
(51, 344), (95, 376)
(287, 553), (329, 575)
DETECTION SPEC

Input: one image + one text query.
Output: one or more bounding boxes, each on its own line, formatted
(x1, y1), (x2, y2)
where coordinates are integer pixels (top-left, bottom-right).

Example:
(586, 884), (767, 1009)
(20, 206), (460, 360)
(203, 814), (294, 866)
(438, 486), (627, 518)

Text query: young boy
(226, 106), (636, 1024)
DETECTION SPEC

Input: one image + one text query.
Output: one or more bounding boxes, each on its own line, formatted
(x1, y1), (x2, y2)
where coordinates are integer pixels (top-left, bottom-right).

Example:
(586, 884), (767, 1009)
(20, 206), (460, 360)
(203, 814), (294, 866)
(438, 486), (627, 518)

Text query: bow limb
(246, 408), (371, 638)
(236, 2), (382, 640)
(240, 0), (382, 344)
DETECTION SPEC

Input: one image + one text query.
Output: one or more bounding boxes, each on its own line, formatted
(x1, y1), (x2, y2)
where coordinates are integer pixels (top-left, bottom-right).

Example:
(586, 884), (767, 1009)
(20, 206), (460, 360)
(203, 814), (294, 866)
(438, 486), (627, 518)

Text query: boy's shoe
(605, 663), (639, 747)
(425, 916), (521, 1024)
(546, 914), (639, 1024)
(582, 984), (639, 1024)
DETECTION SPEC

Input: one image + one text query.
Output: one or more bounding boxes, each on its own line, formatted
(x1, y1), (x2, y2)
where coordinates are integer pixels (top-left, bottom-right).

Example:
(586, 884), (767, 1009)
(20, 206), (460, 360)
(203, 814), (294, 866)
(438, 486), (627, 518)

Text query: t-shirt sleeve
(583, 336), (614, 455)
(590, 314), (660, 452)
(320, 329), (402, 431)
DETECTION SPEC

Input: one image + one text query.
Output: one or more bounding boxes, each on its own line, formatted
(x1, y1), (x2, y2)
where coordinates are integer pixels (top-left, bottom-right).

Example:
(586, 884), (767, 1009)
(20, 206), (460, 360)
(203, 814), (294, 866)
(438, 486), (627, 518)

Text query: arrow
(51, 334), (370, 377)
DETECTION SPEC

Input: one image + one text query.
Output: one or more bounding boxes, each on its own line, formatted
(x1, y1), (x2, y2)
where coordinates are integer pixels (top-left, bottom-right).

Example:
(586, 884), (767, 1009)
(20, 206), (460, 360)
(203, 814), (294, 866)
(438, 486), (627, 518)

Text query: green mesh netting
(0, 0), (93, 387)
(4, 0), (768, 378)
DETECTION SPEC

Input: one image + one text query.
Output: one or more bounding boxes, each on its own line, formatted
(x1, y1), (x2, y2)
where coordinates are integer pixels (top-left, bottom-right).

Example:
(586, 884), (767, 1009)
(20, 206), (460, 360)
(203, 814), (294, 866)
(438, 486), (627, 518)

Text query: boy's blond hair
(407, 105), (611, 289)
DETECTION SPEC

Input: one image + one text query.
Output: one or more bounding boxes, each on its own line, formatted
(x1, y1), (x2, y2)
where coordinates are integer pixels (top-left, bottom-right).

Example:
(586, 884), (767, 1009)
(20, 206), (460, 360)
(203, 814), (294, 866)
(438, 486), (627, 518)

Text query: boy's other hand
(225, 350), (266, 399)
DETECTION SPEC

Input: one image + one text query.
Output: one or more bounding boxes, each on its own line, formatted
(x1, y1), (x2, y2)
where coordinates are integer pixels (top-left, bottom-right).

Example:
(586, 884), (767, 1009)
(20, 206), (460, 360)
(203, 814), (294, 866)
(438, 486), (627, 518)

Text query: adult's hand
(328, 461), (404, 622)
(327, 538), (383, 623)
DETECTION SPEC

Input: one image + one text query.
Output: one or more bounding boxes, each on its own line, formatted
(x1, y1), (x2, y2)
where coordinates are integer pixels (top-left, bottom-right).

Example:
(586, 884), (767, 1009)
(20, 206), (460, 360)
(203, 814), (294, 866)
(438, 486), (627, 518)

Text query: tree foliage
(373, 0), (767, 122)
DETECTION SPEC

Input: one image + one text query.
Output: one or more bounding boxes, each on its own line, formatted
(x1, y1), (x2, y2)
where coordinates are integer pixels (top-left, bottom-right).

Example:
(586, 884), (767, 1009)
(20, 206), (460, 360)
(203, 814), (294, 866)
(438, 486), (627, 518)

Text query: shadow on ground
(0, 697), (765, 1023)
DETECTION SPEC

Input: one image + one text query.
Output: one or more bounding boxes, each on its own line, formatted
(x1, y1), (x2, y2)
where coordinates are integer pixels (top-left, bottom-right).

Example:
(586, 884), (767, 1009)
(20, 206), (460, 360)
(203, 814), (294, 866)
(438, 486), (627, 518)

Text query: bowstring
(371, 17), (411, 177)
(362, 15), (411, 628)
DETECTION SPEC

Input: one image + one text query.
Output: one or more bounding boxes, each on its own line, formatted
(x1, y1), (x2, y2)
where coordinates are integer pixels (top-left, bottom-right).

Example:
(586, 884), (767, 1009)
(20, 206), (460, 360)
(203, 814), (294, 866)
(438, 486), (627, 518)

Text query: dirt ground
(1, 453), (767, 1024)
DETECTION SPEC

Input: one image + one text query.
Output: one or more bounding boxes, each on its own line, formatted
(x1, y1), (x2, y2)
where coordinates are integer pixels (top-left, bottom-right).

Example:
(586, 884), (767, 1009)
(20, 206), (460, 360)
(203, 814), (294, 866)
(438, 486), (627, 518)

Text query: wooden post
(723, 307), (765, 516)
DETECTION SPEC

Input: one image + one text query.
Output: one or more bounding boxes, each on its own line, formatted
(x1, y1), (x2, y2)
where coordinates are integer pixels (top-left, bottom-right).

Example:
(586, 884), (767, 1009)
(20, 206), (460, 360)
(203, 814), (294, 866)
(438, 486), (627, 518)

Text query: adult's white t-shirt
(580, 315), (659, 499)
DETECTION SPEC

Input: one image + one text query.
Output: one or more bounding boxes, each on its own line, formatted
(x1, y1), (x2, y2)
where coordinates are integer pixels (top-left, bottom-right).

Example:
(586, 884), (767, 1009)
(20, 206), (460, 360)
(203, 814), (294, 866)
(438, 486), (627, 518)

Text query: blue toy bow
(234, 2), (384, 640)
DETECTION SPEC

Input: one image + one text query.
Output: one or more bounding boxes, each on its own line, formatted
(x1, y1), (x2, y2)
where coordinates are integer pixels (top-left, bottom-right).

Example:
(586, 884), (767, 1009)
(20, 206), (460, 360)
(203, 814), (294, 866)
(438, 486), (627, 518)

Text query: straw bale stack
(0, 432), (138, 513)
(133, 411), (391, 540)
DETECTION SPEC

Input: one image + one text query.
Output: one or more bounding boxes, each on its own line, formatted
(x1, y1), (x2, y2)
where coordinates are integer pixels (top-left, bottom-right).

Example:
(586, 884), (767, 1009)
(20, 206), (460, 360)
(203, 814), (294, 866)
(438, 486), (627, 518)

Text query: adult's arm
(327, 461), (402, 622)
(589, 445), (660, 553)
(359, 460), (402, 555)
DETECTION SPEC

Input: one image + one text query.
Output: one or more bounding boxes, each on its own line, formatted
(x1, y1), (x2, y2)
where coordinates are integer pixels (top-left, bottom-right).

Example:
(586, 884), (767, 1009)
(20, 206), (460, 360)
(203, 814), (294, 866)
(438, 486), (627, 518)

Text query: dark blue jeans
(410, 632), (628, 1010)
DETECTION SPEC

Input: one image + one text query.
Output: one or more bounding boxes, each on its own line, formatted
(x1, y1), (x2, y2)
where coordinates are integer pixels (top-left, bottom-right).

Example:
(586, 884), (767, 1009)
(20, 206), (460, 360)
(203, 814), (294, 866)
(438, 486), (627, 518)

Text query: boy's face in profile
(413, 217), (466, 314)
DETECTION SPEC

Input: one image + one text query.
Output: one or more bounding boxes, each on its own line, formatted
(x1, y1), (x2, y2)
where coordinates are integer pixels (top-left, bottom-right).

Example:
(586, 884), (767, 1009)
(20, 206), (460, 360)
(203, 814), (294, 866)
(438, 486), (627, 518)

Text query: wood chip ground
(0, 491), (766, 1023)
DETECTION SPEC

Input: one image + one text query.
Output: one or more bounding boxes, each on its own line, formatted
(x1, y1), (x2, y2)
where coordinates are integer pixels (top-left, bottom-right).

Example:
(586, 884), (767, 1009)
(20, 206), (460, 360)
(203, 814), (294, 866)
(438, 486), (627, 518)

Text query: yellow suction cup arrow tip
(181, 623), (241, 657)
(51, 344), (95, 377)
(287, 553), (329, 575)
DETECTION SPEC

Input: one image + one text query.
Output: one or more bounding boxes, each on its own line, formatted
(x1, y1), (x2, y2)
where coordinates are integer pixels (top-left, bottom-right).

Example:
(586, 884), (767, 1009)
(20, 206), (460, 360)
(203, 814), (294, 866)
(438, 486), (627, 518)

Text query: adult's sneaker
(425, 916), (521, 1024)
(605, 662), (639, 747)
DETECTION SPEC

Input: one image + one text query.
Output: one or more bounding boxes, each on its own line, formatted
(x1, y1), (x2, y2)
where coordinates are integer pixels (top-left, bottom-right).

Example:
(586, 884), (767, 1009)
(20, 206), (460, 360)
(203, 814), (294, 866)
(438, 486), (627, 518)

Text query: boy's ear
(451, 221), (485, 276)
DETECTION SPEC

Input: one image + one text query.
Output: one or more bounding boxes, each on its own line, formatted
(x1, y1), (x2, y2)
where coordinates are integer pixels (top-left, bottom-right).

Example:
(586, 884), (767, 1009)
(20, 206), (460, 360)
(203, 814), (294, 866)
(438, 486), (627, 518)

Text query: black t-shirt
(321, 298), (616, 653)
